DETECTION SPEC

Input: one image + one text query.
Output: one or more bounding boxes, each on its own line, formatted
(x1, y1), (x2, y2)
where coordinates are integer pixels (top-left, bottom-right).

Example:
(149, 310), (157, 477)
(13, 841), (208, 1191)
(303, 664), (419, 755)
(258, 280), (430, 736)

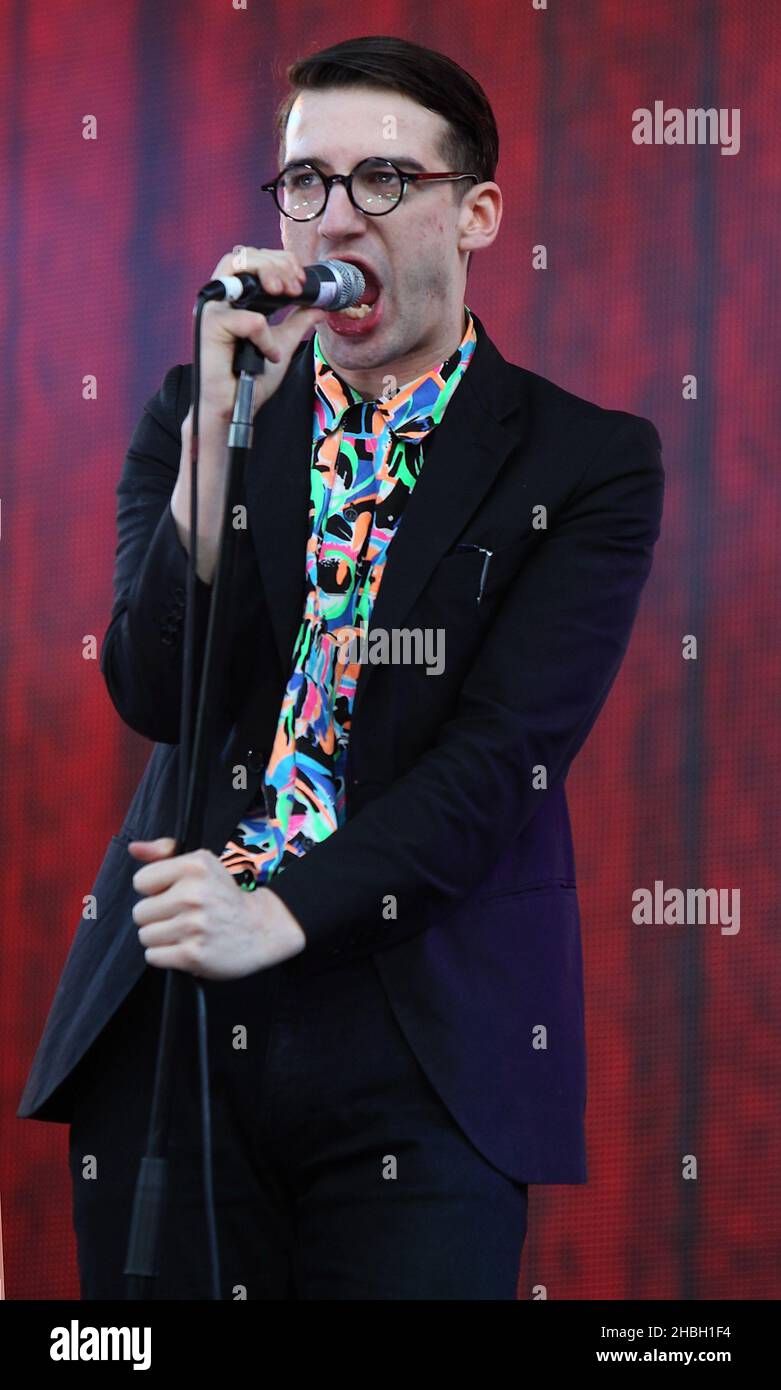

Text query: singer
(18, 35), (664, 1300)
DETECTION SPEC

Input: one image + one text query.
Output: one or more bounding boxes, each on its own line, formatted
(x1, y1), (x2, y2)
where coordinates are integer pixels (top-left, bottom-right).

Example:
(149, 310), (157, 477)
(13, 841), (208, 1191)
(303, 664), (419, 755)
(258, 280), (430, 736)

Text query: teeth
(341, 302), (373, 319)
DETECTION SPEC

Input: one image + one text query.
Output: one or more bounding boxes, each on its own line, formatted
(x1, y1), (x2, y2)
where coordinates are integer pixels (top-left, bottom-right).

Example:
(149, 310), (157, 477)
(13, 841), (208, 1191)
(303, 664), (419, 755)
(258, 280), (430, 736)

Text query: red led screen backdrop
(1, 0), (778, 1301)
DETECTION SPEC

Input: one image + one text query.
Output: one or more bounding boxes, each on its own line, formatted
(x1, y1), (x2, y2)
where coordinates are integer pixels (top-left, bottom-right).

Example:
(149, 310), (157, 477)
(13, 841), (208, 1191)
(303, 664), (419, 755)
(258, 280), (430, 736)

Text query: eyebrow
(284, 154), (427, 173)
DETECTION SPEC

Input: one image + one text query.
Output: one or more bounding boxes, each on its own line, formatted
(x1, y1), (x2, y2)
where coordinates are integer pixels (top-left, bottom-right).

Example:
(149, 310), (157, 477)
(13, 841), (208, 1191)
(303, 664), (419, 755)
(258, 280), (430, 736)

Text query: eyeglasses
(261, 157), (479, 221)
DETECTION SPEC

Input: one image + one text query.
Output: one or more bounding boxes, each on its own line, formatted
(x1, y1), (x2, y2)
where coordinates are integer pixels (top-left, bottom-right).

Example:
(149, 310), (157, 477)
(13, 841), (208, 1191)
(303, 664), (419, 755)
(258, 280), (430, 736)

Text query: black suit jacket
(17, 311), (664, 1184)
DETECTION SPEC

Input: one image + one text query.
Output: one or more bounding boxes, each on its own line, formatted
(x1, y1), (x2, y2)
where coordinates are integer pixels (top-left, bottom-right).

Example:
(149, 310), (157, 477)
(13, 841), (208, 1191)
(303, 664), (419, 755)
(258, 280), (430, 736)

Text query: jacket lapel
(243, 343), (313, 674)
(244, 312), (528, 716)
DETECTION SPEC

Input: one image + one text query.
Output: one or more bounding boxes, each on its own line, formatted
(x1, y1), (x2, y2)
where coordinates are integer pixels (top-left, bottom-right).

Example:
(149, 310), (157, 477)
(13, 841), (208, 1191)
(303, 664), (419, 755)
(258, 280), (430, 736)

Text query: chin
(321, 329), (394, 368)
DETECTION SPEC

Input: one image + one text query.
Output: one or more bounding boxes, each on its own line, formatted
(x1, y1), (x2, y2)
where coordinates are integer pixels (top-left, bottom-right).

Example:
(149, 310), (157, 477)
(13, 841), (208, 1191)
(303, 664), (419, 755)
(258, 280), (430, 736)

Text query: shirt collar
(312, 305), (477, 439)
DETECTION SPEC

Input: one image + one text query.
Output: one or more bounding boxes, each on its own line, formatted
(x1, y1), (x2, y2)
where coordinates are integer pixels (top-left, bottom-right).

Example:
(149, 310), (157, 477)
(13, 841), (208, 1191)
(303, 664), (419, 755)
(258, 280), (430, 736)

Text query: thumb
(277, 304), (328, 353)
(127, 836), (178, 860)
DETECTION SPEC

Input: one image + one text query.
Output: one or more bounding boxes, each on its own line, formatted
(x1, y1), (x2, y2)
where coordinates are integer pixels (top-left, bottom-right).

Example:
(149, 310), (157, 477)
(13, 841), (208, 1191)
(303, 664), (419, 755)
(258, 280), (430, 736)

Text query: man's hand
(169, 247), (328, 584)
(128, 838), (306, 979)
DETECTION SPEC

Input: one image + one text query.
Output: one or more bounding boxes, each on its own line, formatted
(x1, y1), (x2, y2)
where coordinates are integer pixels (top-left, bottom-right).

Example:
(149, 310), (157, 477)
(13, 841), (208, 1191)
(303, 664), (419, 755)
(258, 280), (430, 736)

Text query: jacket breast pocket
(425, 539), (523, 613)
(427, 545), (489, 605)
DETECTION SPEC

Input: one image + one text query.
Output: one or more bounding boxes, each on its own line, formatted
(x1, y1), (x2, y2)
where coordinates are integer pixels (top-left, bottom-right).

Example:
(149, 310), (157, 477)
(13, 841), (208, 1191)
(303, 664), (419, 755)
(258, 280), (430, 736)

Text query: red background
(1, 0), (779, 1299)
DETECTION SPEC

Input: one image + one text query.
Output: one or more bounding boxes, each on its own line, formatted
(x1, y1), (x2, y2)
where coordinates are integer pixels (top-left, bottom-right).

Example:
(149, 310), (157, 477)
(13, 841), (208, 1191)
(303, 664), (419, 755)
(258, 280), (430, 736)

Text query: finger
(207, 308), (281, 362)
(128, 837), (178, 861)
(269, 306), (328, 357)
(227, 306), (326, 365)
(210, 248), (307, 296)
(237, 310), (282, 362)
(136, 916), (186, 947)
(132, 848), (208, 896)
(132, 883), (193, 927)
(142, 943), (202, 975)
(230, 247), (307, 290)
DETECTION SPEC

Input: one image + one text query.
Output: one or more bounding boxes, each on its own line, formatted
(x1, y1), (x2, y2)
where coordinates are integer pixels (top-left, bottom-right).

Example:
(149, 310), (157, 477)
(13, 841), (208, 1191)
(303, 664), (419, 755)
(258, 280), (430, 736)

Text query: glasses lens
(352, 159), (403, 214)
(277, 165), (326, 220)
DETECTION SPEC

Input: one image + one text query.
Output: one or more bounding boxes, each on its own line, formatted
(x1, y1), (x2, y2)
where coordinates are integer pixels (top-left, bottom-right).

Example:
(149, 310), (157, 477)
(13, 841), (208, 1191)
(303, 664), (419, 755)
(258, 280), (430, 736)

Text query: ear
(458, 182), (503, 255)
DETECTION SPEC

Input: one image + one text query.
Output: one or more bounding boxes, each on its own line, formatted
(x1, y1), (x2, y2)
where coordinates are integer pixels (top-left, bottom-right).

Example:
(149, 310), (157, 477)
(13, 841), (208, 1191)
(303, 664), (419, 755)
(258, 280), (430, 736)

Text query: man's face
(278, 86), (478, 390)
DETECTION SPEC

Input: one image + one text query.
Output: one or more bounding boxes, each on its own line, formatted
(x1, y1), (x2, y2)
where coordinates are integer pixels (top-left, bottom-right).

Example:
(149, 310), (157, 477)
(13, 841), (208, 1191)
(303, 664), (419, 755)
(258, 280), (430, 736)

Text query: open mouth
(325, 260), (385, 336)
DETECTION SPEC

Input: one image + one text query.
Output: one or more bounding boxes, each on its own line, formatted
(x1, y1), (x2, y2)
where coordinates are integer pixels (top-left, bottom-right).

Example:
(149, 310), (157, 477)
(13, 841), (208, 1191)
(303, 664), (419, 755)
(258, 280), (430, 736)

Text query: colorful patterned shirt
(219, 307), (478, 890)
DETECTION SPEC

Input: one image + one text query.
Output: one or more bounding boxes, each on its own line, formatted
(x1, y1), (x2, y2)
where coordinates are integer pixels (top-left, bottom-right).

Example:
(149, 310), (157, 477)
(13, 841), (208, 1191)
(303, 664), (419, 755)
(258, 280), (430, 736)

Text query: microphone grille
(323, 259), (366, 310)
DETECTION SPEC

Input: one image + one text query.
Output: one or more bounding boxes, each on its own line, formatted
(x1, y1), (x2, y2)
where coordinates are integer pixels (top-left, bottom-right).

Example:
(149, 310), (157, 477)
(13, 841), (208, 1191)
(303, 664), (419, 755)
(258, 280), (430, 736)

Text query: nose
(318, 179), (366, 240)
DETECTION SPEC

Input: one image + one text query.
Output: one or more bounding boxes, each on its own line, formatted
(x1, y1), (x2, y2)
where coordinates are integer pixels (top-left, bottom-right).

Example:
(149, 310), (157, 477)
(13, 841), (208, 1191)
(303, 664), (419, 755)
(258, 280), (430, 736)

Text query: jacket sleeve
(100, 364), (219, 743)
(269, 413), (665, 968)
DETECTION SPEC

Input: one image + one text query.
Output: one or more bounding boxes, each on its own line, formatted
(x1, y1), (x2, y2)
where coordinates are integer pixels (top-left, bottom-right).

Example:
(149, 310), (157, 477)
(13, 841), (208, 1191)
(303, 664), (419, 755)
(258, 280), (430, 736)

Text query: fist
(128, 838), (306, 979)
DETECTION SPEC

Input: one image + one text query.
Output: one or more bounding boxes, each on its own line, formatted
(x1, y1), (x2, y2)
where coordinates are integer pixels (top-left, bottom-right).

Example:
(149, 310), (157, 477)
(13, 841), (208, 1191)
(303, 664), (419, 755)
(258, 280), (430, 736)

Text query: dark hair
(274, 35), (499, 194)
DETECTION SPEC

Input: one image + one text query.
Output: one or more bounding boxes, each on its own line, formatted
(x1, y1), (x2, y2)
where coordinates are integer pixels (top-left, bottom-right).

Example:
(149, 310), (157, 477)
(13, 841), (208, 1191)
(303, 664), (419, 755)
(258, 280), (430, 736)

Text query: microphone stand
(123, 326), (266, 1300)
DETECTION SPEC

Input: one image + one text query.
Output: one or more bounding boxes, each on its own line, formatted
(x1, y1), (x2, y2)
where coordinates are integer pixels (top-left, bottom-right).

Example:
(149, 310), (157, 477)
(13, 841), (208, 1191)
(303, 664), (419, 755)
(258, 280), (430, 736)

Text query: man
(18, 36), (664, 1300)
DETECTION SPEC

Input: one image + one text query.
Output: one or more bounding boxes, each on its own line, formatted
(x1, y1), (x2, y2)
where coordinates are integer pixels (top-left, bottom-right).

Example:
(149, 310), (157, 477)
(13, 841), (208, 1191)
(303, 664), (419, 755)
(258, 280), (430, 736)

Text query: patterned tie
(219, 308), (478, 890)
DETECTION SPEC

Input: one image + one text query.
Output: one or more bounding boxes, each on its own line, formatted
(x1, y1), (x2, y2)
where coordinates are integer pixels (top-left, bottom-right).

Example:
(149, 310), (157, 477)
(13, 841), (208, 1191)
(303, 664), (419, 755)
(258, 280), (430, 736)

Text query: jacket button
(246, 748), (264, 772)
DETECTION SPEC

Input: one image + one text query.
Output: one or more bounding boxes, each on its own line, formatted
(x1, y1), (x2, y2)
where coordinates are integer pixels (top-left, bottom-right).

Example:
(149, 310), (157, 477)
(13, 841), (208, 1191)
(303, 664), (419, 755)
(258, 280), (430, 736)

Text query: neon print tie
(219, 308), (478, 889)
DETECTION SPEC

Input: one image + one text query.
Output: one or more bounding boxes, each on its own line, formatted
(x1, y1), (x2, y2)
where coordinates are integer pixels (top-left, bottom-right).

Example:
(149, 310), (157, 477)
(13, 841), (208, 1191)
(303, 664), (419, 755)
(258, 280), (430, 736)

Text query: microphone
(199, 258), (365, 313)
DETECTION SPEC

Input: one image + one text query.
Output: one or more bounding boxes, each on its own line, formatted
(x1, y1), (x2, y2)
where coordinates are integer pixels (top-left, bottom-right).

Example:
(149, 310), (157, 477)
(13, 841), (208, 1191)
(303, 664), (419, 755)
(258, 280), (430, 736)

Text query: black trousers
(69, 954), (528, 1300)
